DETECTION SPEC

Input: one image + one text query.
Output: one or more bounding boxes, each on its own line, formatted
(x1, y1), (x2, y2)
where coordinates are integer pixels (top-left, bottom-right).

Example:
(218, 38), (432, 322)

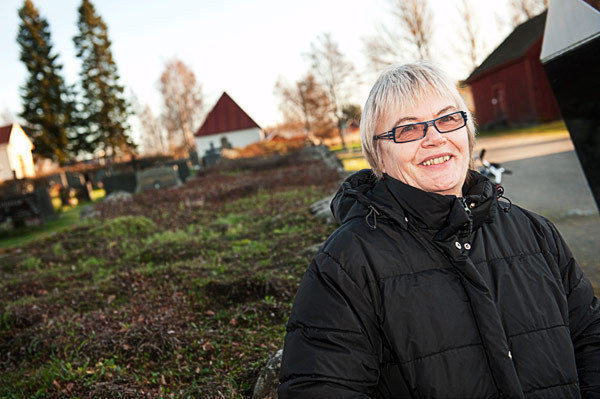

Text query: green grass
(0, 205), (83, 249)
(329, 141), (362, 152)
(477, 120), (567, 137)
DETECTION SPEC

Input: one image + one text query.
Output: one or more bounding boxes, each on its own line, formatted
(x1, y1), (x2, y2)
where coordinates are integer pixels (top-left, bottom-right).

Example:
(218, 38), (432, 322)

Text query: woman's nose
(422, 125), (447, 146)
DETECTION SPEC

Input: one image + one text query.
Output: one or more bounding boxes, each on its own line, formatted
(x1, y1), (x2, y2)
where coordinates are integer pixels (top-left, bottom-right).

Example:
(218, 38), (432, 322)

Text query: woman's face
(376, 94), (470, 197)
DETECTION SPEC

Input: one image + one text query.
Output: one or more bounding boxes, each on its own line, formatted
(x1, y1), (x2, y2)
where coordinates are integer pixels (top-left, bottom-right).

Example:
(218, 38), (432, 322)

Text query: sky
(0, 0), (513, 144)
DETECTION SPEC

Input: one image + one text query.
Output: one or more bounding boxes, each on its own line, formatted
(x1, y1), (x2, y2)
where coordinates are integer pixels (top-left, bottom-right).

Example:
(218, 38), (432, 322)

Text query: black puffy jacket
(279, 170), (600, 398)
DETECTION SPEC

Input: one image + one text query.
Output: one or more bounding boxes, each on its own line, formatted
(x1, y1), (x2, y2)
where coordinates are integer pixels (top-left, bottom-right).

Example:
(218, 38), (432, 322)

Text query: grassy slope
(0, 162), (340, 398)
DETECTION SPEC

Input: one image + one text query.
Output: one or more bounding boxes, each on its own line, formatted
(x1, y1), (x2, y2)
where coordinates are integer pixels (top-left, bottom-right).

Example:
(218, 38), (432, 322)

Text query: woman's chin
(421, 178), (463, 196)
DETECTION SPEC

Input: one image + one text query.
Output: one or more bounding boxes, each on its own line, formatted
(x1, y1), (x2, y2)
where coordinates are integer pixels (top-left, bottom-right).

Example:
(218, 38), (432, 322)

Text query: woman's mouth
(421, 155), (452, 166)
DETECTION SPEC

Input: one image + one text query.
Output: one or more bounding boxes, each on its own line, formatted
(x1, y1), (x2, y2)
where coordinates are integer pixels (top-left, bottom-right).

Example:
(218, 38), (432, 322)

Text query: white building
(194, 92), (263, 157)
(0, 123), (35, 182)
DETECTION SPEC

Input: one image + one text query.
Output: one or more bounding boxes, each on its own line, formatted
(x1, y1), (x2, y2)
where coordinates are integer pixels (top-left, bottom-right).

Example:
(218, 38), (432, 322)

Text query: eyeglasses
(373, 111), (467, 143)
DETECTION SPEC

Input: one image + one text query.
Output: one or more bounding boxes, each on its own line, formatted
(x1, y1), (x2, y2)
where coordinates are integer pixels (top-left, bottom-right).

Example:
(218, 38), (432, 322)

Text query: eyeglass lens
(395, 112), (464, 143)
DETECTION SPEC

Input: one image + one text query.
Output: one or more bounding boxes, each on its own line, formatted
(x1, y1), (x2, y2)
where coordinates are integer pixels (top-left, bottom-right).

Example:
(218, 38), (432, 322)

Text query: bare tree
(363, 0), (434, 70)
(275, 72), (336, 141)
(510, 0), (548, 27)
(158, 58), (204, 152)
(130, 93), (167, 155)
(307, 33), (356, 148)
(139, 105), (167, 155)
(363, 25), (405, 71)
(457, 0), (483, 72)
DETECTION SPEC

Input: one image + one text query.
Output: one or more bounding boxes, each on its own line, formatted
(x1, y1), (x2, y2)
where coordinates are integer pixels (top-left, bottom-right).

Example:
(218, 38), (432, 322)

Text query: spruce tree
(17, 0), (74, 164)
(73, 0), (133, 157)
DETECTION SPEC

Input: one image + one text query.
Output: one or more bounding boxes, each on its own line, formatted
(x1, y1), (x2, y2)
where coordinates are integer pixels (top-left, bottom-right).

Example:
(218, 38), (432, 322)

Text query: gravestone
(33, 187), (56, 220)
(65, 171), (92, 202)
(135, 166), (181, 193)
(0, 191), (53, 227)
(102, 172), (137, 195)
(164, 159), (191, 182)
(44, 172), (67, 188)
(65, 171), (84, 188)
(189, 149), (201, 167)
(203, 142), (222, 166)
(90, 168), (107, 189)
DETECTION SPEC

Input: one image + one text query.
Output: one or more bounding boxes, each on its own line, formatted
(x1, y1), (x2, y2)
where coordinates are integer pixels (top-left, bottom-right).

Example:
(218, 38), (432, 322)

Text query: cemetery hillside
(6, 0), (600, 396)
(0, 149), (344, 398)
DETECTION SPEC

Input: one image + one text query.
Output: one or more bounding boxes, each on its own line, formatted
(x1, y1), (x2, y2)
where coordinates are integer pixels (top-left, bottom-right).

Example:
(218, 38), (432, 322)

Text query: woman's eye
(400, 125), (416, 133)
(439, 115), (456, 122)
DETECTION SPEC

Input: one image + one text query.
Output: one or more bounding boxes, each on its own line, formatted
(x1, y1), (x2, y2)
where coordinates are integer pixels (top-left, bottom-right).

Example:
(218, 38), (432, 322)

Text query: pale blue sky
(0, 0), (511, 142)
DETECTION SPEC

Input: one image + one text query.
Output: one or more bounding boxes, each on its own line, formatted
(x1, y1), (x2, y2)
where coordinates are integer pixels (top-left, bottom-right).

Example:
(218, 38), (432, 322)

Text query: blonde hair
(360, 62), (476, 179)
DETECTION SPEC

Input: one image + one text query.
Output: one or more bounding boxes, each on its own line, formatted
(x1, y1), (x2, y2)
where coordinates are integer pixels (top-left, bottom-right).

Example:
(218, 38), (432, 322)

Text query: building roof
(541, 0), (600, 62)
(465, 11), (547, 83)
(0, 124), (13, 145)
(195, 92), (261, 137)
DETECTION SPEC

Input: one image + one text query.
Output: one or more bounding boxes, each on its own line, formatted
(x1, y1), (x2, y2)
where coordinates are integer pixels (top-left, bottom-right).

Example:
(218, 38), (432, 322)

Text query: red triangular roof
(195, 92), (260, 137)
(0, 124), (13, 145)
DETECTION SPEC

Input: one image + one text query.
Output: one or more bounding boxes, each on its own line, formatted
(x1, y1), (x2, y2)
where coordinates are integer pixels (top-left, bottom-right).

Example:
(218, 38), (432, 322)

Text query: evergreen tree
(73, 0), (133, 156)
(17, 0), (74, 164)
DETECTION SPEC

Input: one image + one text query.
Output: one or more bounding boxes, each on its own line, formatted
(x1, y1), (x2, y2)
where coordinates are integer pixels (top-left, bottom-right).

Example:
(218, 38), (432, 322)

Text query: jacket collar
(331, 169), (497, 238)
(381, 172), (497, 239)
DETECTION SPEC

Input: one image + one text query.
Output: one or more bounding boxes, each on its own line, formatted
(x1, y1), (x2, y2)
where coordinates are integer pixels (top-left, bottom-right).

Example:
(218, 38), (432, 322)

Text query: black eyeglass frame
(373, 111), (468, 144)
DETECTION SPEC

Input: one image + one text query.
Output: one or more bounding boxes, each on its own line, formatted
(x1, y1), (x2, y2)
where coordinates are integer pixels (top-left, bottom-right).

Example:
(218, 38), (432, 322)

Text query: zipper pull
(459, 197), (473, 237)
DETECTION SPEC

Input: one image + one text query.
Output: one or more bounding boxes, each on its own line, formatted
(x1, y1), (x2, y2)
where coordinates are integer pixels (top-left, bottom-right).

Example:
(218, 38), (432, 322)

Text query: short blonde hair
(360, 62), (476, 179)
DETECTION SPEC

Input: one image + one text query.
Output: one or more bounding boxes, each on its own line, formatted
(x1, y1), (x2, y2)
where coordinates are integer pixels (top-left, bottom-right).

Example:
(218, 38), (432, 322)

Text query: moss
(89, 215), (156, 240)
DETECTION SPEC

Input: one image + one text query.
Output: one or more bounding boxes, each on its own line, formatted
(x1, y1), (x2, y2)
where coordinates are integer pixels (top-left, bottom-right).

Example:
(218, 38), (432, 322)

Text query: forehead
(376, 93), (459, 132)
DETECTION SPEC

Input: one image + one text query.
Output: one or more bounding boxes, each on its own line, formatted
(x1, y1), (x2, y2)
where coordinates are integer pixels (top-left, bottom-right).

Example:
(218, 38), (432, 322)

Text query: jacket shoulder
(480, 202), (564, 261)
(316, 218), (377, 282)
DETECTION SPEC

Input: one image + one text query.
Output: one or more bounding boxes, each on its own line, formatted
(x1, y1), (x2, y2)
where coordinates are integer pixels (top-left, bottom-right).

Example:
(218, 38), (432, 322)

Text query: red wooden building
(465, 12), (562, 129)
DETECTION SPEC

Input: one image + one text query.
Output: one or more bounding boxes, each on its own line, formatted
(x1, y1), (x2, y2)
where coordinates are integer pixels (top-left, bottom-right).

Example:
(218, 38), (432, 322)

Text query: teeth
(422, 155), (451, 166)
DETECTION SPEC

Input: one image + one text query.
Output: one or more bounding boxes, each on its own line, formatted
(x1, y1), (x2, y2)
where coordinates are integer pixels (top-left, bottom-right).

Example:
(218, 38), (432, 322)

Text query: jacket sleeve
(278, 251), (381, 398)
(552, 223), (600, 396)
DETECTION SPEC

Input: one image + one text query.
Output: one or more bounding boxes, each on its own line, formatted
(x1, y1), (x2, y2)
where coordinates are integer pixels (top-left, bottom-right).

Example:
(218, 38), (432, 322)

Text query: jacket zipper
(459, 197), (474, 238)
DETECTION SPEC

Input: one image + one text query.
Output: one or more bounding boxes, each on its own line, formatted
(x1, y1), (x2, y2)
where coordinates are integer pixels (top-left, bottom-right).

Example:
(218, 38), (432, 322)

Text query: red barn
(465, 12), (562, 129)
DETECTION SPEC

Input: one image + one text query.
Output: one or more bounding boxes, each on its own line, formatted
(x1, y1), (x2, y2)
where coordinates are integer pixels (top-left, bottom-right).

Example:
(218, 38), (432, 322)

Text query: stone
(252, 349), (283, 399)
(104, 191), (133, 203)
(300, 145), (345, 174)
(302, 243), (322, 257)
(309, 195), (336, 224)
(79, 205), (100, 220)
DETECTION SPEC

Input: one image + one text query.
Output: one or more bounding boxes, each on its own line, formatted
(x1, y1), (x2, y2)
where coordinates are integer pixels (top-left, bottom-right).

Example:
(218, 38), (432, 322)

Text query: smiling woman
(376, 94), (470, 196)
(278, 62), (600, 398)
